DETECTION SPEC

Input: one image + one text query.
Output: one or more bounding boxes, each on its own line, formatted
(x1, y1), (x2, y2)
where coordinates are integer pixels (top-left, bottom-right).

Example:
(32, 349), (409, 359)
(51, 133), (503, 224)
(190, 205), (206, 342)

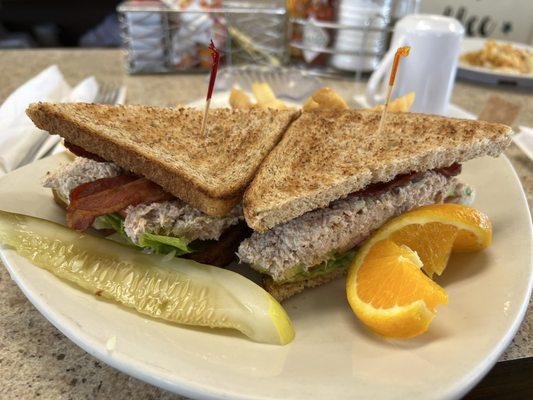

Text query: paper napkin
(0, 65), (98, 175)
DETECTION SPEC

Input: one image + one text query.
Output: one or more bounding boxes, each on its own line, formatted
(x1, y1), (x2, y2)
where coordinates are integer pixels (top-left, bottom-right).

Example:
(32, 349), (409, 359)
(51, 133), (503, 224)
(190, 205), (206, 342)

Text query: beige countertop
(0, 49), (531, 399)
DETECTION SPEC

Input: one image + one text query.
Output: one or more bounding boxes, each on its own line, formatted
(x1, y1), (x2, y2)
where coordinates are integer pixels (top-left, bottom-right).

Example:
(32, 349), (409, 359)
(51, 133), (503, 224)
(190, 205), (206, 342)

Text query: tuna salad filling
(43, 157), (123, 202)
(43, 157), (243, 255)
(238, 169), (474, 283)
(123, 201), (243, 245)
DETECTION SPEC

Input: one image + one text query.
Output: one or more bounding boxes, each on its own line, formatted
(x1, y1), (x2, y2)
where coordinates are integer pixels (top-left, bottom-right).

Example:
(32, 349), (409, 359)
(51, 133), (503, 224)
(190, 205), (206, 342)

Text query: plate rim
(0, 246), (251, 400)
(1, 154), (532, 400)
(440, 154), (533, 399)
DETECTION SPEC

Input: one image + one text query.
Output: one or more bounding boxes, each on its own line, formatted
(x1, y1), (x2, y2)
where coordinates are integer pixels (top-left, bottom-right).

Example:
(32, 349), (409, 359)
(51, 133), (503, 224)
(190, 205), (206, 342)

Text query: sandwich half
(27, 103), (298, 265)
(238, 110), (513, 301)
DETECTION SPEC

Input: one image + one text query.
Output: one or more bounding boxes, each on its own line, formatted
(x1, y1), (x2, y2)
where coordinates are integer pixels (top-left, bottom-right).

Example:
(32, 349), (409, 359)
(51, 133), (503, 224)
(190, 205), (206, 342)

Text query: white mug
(366, 14), (464, 115)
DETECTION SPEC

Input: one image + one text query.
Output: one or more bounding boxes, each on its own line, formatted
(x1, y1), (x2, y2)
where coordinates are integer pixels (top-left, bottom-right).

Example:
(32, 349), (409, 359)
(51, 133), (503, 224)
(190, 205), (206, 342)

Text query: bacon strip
(358, 172), (417, 198)
(64, 142), (107, 162)
(70, 175), (137, 202)
(438, 163), (462, 178)
(357, 163), (462, 198)
(67, 178), (174, 232)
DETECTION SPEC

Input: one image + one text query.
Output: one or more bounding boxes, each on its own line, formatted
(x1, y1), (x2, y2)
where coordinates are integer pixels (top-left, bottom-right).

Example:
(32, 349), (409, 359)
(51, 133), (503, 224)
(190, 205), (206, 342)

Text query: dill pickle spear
(0, 211), (294, 345)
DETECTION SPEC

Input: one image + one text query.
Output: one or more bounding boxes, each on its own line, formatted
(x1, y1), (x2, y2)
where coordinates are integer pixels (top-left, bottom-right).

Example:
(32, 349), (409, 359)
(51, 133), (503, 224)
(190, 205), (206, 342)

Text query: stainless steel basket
(289, 18), (394, 77)
(118, 1), (418, 77)
(286, 0), (420, 77)
(117, 1), (288, 74)
(288, 4), (394, 77)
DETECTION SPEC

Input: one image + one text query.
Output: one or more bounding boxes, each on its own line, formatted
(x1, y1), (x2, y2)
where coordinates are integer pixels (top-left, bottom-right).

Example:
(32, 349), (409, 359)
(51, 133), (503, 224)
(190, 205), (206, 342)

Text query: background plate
(458, 37), (533, 88)
(0, 147), (531, 400)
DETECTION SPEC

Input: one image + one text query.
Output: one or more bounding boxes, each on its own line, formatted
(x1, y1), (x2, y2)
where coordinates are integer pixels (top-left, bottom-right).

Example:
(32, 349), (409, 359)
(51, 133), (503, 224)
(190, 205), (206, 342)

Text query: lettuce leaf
(138, 232), (193, 256)
(95, 214), (194, 256)
(254, 250), (356, 283)
(97, 214), (131, 242)
(290, 250), (356, 282)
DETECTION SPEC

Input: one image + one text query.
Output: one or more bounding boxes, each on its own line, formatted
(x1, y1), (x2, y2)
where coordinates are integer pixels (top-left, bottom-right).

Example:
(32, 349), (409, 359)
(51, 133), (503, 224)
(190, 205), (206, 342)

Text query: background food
(251, 83), (288, 110)
(369, 92), (416, 113)
(229, 88), (253, 109)
(302, 87), (348, 111)
(461, 40), (533, 74)
(230, 83), (415, 113)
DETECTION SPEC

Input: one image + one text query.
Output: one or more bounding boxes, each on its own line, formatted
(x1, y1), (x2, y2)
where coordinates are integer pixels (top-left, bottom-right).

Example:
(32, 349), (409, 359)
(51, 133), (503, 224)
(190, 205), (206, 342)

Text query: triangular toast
(244, 110), (512, 231)
(27, 103), (298, 216)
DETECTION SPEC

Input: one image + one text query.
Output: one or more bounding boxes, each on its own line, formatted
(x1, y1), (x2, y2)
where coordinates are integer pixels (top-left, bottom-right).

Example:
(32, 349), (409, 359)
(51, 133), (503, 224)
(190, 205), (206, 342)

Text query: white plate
(0, 133), (532, 399)
(458, 37), (533, 88)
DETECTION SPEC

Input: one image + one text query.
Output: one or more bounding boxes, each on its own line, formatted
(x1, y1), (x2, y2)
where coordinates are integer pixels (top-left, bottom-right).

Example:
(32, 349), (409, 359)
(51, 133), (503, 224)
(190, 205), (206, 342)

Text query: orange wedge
(346, 204), (492, 338)
(347, 239), (448, 339)
(368, 204), (492, 277)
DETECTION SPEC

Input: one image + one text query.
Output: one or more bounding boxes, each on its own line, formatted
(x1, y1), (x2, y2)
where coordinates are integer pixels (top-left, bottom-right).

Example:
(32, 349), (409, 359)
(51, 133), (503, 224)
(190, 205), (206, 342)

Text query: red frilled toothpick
(377, 46), (410, 134)
(200, 40), (220, 135)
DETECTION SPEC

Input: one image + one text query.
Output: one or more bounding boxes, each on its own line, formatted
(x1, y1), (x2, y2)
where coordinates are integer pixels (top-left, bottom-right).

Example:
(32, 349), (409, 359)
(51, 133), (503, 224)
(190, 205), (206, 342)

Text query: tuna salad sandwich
(238, 110), (513, 301)
(27, 102), (298, 266)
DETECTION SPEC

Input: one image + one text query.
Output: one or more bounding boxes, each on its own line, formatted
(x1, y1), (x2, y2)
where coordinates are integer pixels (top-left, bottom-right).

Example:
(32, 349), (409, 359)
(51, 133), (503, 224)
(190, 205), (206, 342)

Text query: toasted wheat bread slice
(244, 110), (512, 231)
(52, 188), (69, 209)
(263, 268), (347, 302)
(28, 103), (299, 216)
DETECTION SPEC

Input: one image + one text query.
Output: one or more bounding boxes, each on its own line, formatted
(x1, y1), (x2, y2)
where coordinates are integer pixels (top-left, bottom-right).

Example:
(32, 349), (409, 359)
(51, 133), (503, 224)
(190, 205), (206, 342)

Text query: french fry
(252, 82), (276, 105)
(312, 87), (349, 110)
(268, 99), (288, 109)
(303, 87), (349, 111)
(251, 83), (287, 109)
(370, 92), (416, 113)
(229, 88), (253, 109)
(303, 97), (319, 111)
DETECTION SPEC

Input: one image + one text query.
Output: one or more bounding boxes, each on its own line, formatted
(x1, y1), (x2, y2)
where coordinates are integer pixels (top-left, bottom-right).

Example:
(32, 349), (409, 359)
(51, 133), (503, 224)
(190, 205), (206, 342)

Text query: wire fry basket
(117, 1), (288, 74)
(118, 1), (417, 77)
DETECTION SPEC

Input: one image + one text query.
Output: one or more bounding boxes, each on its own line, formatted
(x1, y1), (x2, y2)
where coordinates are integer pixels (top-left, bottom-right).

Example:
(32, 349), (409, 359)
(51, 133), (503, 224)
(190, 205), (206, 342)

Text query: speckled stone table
(0, 49), (531, 400)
